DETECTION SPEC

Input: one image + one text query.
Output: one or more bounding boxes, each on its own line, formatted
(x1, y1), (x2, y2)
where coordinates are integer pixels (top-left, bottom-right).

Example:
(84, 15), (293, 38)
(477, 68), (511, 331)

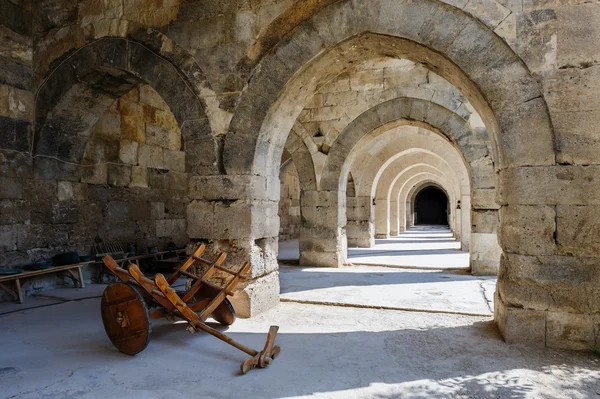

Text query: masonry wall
(278, 161), (300, 241)
(0, 81), (188, 297)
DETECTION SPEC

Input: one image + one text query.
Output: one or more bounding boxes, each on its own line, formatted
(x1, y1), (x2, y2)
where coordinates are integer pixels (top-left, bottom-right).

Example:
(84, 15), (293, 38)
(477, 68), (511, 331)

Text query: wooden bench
(0, 262), (89, 303)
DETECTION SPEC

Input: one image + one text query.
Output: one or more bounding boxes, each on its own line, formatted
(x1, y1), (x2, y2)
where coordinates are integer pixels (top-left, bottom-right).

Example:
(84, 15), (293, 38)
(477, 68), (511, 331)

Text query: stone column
(347, 196), (375, 247)
(187, 175), (280, 318)
(494, 165), (600, 350)
(299, 190), (347, 267)
(389, 200), (399, 236)
(374, 198), (390, 239)
(460, 195), (470, 251)
(470, 190), (500, 275)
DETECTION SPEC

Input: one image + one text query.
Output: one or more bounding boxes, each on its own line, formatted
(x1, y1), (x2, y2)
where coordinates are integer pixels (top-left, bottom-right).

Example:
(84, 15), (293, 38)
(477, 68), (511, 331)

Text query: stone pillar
(454, 207), (462, 242)
(390, 200), (399, 236)
(406, 200), (415, 228)
(398, 200), (407, 232)
(187, 175), (280, 318)
(374, 198), (390, 239)
(470, 189), (500, 275)
(300, 190), (347, 267)
(460, 195), (470, 251)
(493, 166), (600, 350)
(346, 196), (375, 247)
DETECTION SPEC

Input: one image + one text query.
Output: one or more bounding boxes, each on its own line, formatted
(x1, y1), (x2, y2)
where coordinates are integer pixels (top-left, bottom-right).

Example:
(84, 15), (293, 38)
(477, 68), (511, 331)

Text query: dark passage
(414, 186), (448, 225)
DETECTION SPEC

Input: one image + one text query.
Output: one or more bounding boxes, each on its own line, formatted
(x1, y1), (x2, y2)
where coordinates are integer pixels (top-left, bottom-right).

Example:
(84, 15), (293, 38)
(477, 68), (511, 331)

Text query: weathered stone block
(0, 199), (29, 224)
(130, 166), (148, 188)
(81, 164), (107, 185)
(516, 9), (556, 74)
(119, 139), (139, 165)
(139, 85), (169, 110)
(16, 224), (69, 250)
(557, 4), (600, 68)
(165, 171), (188, 191)
(0, 225), (17, 252)
(188, 175), (275, 201)
(0, 176), (22, 199)
(145, 124), (181, 150)
(499, 166), (600, 206)
(108, 164), (132, 187)
(150, 202), (165, 220)
(546, 311), (597, 351)
(52, 202), (78, 224)
(300, 249), (344, 268)
(470, 232), (501, 275)
(229, 271), (280, 318)
(118, 100), (145, 143)
(544, 66), (600, 113)
(138, 144), (164, 169)
(495, 293), (546, 345)
(187, 200), (214, 239)
(94, 112), (121, 139)
(471, 210), (498, 233)
(57, 181), (88, 201)
(163, 149), (185, 172)
(128, 202), (150, 221)
(499, 205), (555, 255)
(156, 219), (186, 237)
(107, 202), (128, 220)
(556, 205), (600, 257)
(472, 188), (499, 210)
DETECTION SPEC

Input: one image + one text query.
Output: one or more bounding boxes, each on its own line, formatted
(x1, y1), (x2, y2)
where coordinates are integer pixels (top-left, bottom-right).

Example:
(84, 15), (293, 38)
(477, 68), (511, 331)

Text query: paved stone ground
(1, 295), (599, 399)
(0, 235), (597, 398)
(279, 227), (470, 270)
(280, 265), (495, 316)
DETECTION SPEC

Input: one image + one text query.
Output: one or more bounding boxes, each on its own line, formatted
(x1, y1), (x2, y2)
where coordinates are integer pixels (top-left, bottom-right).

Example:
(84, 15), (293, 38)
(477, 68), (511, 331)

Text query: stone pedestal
(186, 174), (281, 317)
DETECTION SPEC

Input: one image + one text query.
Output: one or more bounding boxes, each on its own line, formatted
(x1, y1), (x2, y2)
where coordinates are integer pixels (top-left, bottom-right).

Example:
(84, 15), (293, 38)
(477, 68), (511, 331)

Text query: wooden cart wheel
(211, 298), (236, 326)
(101, 282), (151, 355)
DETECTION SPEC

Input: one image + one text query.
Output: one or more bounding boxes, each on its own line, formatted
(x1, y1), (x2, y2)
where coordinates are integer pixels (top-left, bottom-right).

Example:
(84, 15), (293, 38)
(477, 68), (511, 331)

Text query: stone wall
(278, 160), (300, 241)
(0, 82), (188, 298)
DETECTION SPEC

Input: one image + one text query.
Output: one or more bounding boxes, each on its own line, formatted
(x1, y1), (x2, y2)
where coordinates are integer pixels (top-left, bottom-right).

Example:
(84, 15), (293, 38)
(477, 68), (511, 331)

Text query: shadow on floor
(2, 298), (599, 399)
(278, 266), (487, 295)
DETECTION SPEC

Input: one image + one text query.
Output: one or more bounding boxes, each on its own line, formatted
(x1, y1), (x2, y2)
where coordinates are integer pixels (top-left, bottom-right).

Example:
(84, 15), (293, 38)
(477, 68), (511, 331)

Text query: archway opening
(414, 186), (448, 226)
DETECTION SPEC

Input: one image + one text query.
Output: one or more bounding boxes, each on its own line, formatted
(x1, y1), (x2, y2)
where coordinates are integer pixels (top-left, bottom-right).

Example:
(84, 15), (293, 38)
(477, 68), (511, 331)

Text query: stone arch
(226, 0), (554, 181)
(322, 98), (490, 193)
(397, 174), (457, 234)
(388, 165), (462, 237)
(408, 181), (453, 227)
(401, 173), (460, 233)
(34, 37), (214, 179)
(284, 129), (318, 191)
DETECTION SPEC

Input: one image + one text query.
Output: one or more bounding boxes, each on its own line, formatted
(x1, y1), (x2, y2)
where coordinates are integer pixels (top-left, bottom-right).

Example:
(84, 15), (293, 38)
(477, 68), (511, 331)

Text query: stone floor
(278, 226), (470, 270)
(1, 289), (600, 399)
(1, 229), (599, 398)
(280, 265), (495, 316)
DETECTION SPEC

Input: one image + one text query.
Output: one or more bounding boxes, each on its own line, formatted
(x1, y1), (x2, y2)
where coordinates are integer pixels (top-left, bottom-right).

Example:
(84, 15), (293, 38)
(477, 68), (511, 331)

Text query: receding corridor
(279, 226), (470, 270)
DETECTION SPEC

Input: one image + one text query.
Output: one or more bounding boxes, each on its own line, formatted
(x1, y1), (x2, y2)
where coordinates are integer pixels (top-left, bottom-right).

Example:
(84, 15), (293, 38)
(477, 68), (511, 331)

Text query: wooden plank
(166, 244), (206, 285)
(0, 282), (18, 301)
(77, 266), (85, 288)
(181, 252), (227, 303)
(199, 262), (250, 321)
(15, 278), (22, 304)
(0, 262), (92, 283)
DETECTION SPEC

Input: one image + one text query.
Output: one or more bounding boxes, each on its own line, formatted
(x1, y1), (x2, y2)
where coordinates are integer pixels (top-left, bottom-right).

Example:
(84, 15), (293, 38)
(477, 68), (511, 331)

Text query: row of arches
(22, 0), (586, 349)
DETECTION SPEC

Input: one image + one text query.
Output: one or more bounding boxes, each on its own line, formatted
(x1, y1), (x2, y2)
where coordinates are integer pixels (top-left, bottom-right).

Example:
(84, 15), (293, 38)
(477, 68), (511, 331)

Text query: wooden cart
(101, 244), (280, 374)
